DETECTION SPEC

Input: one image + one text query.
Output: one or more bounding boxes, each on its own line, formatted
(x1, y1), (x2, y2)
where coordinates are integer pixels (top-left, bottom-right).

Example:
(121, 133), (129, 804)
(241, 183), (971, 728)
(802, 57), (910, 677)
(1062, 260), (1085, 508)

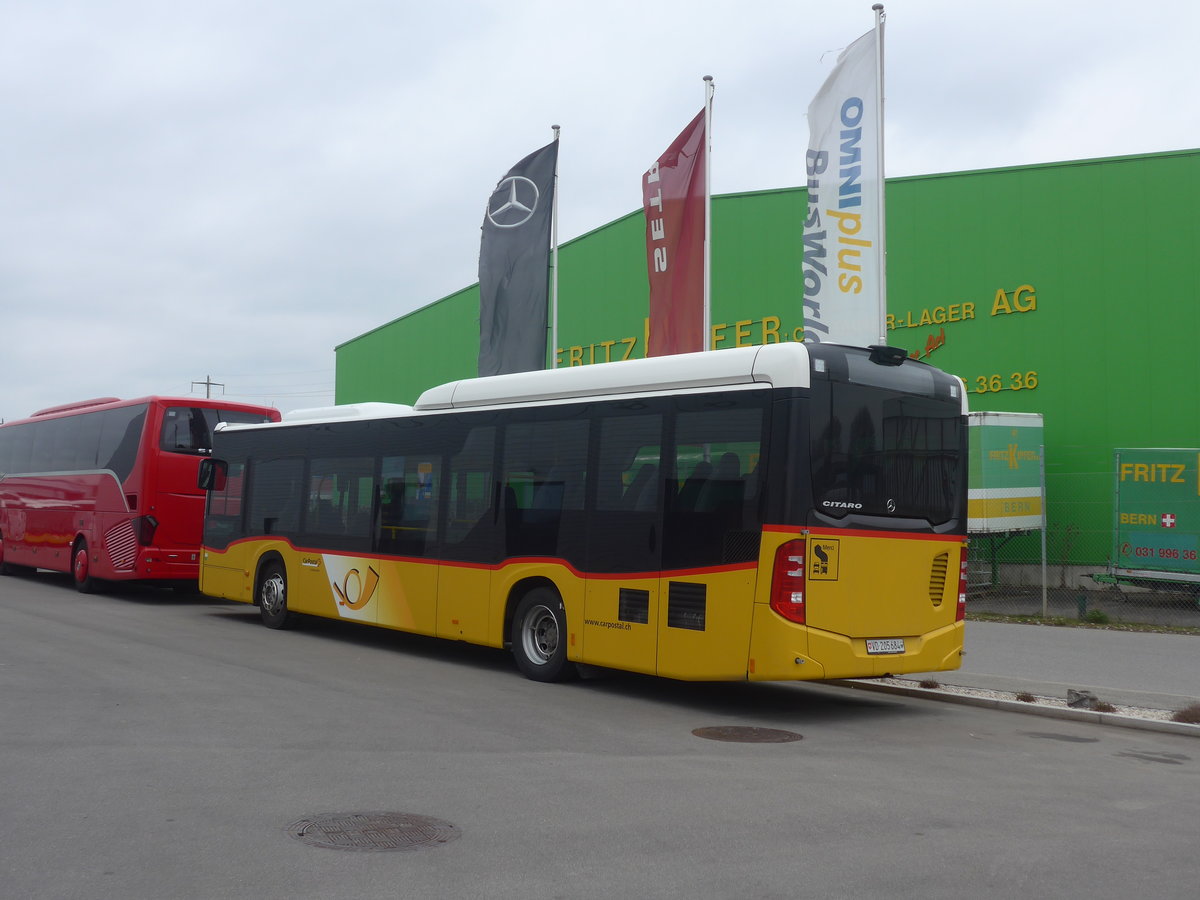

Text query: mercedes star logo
(886, 498), (897, 513)
(486, 175), (540, 228)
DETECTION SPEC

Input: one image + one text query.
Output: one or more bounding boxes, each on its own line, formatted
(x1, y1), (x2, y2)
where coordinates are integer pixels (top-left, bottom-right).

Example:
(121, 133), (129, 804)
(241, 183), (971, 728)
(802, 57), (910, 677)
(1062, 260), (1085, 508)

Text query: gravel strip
(877, 677), (1178, 720)
(834, 677), (1200, 737)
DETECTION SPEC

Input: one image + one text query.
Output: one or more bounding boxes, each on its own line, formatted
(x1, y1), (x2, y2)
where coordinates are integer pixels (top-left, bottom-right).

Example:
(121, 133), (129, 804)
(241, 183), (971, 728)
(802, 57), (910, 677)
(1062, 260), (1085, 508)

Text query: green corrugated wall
(336, 149), (1200, 567)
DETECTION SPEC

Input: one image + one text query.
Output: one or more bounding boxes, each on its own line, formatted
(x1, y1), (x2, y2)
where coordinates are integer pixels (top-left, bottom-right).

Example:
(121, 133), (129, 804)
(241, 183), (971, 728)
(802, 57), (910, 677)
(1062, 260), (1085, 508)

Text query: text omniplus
(803, 96), (872, 340)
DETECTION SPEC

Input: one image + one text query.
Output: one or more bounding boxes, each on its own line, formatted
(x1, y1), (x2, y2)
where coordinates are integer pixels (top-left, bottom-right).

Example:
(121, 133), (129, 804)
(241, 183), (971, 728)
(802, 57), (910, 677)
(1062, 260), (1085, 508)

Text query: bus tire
(511, 588), (577, 683)
(0, 538), (18, 576)
(258, 561), (294, 629)
(72, 539), (99, 594)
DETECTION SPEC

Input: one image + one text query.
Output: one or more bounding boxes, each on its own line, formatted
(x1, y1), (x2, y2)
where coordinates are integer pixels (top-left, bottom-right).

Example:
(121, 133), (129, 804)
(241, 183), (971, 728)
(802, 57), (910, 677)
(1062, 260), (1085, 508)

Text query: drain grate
(286, 812), (461, 852)
(692, 726), (803, 743)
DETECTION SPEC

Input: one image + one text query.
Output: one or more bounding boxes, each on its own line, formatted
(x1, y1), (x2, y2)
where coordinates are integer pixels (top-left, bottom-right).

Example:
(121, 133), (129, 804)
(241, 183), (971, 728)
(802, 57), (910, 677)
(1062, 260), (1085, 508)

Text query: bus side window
(98, 405), (148, 482)
(667, 405), (764, 568)
(249, 457), (304, 536)
(588, 412), (664, 573)
(443, 425), (497, 559)
(378, 457), (440, 558)
(305, 457), (374, 550)
(501, 417), (588, 558)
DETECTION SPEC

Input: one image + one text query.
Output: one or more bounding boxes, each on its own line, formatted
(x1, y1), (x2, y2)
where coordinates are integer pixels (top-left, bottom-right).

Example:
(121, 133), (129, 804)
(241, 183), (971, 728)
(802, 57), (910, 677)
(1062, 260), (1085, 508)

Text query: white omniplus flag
(802, 27), (884, 346)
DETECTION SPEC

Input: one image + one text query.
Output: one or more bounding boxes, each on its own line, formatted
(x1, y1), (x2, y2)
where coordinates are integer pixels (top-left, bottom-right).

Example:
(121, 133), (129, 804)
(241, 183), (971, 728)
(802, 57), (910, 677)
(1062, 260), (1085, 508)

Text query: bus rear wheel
(72, 540), (99, 594)
(0, 538), (16, 576)
(258, 561), (294, 629)
(511, 588), (577, 683)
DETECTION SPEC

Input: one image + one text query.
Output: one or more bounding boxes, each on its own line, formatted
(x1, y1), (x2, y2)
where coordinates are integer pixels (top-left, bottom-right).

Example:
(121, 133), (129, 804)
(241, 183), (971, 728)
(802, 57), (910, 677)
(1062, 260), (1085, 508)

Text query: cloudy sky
(3, 0), (1198, 422)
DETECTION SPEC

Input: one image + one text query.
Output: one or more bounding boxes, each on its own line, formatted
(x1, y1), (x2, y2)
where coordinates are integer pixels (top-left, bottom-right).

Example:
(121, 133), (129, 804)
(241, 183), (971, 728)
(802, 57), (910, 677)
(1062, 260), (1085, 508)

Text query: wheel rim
(73, 547), (88, 583)
(520, 603), (558, 666)
(261, 573), (286, 617)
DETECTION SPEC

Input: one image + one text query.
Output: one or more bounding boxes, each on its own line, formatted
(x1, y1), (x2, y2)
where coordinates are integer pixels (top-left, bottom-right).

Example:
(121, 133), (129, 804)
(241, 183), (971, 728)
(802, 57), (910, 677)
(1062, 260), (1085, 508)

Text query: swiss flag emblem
(1162, 513), (1177, 528)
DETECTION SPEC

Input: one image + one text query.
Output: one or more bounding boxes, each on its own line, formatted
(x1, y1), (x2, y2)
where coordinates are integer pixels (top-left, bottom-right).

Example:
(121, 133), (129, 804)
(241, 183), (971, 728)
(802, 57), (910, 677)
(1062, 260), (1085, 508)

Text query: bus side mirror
(198, 458), (228, 491)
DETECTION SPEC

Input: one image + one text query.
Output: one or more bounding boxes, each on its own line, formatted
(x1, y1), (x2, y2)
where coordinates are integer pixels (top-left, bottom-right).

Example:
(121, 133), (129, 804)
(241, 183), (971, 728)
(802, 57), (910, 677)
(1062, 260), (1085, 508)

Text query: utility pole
(191, 375), (225, 399)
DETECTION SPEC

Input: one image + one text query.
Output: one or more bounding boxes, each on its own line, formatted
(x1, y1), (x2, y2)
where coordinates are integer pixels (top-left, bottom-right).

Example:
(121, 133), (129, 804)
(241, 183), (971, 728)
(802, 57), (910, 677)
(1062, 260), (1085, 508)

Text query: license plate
(866, 638), (905, 655)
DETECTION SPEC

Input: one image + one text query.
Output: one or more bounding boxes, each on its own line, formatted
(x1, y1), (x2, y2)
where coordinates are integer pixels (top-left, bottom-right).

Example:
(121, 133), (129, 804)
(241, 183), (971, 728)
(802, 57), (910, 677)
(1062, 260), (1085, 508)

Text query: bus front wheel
(258, 562), (294, 629)
(72, 540), (99, 594)
(511, 588), (577, 683)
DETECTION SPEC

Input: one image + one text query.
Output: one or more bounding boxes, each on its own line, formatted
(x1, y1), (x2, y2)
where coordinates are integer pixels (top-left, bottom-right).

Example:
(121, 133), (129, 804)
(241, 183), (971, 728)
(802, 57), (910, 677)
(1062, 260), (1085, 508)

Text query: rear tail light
(770, 539), (807, 624)
(134, 515), (159, 547)
(956, 543), (969, 622)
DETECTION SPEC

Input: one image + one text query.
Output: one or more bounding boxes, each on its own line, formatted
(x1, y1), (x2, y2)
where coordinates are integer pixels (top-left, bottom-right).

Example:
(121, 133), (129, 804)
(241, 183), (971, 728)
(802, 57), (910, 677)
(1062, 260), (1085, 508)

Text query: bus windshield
(809, 362), (964, 525)
(160, 407), (276, 455)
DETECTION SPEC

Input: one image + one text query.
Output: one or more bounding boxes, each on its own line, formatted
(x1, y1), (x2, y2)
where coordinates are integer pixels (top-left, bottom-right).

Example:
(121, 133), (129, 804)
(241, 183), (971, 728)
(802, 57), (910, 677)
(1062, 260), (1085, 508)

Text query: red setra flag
(643, 108), (707, 356)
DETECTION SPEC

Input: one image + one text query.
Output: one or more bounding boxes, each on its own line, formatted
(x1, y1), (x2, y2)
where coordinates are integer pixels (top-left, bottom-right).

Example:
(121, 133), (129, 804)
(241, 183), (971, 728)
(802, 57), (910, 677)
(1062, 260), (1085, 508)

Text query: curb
(831, 679), (1200, 738)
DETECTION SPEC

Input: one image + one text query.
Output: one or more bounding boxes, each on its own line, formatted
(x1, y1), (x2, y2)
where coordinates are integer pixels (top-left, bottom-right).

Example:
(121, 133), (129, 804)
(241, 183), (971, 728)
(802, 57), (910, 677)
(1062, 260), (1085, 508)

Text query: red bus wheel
(73, 540), (98, 594)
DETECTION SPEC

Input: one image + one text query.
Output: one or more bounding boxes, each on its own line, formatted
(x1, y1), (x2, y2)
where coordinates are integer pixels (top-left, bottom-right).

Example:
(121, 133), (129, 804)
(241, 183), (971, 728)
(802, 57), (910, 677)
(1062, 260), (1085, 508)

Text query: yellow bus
(198, 342), (968, 682)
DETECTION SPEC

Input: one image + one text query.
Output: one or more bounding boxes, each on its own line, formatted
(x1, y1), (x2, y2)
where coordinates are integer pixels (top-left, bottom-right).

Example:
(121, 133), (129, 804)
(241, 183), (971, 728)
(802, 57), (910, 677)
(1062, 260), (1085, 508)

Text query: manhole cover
(692, 726), (803, 743)
(286, 812), (461, 852)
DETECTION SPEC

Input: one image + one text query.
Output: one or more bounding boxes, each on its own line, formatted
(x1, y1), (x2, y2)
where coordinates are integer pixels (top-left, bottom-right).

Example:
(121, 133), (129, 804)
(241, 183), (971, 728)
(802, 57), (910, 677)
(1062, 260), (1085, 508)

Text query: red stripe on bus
(208, 540), (758, 579)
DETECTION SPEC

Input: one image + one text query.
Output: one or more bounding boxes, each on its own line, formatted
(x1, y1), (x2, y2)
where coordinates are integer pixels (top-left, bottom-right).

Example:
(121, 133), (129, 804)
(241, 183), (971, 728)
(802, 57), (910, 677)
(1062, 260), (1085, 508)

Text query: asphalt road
(2, 572), (1198, 900)
(916, 619), (1200, 712)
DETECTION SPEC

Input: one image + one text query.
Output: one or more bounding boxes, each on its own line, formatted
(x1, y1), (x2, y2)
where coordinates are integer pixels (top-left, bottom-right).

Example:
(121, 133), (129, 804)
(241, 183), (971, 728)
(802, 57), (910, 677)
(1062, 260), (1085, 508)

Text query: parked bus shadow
(207, 606), (923, 726)
(16, 570), (212, 606)
(208, 606), (518, 676)
(574, 668), (920, 727)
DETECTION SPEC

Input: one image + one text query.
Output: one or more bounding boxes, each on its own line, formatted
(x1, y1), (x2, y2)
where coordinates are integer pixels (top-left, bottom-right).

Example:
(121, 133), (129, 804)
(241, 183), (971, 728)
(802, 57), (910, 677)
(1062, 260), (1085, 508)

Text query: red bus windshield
(159, 406), (277, 456)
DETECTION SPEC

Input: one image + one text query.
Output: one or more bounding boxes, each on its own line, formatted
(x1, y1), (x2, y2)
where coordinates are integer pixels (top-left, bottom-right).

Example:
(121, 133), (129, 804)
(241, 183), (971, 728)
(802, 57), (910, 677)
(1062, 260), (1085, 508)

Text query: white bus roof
(214, 343), (962, 431)
(415, 343), (813, 411)
(214, 402), (414, 432)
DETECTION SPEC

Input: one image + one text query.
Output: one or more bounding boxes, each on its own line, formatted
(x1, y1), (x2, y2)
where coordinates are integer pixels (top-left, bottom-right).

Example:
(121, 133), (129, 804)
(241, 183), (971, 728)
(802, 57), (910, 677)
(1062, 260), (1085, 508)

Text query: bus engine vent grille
(667, 582), (707, 631)
(929, 552), (949, 606)
(105, 520), (138, 571)
(618, 588), (650, 624)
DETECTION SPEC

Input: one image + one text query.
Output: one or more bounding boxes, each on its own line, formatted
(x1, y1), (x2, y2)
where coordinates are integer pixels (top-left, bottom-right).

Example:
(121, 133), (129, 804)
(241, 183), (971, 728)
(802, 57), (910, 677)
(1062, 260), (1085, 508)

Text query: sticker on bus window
(809, 539), (839, 581)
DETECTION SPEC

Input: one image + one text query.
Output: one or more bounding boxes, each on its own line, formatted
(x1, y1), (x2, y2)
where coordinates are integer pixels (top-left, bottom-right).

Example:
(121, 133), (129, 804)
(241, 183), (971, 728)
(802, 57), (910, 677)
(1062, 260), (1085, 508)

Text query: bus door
(301, 457), (379, 625)
(375, 453), (440, 637)
(583, 410), (664, 675)
(656, 402), (765, 680)
(156, 405), (208, 551)
(437, 422), (499, 644)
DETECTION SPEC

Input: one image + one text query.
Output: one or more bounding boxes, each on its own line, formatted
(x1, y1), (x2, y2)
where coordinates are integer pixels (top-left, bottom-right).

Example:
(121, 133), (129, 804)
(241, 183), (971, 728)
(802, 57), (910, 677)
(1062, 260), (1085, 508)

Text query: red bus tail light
(770, 539), (807, 624)
(134, 515), (159, 547)
(956, 544), (969, 622)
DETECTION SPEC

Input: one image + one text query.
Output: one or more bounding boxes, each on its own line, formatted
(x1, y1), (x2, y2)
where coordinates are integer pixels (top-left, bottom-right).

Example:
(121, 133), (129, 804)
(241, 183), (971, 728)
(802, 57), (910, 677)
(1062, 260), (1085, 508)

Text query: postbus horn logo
(332, 566), (380, 611)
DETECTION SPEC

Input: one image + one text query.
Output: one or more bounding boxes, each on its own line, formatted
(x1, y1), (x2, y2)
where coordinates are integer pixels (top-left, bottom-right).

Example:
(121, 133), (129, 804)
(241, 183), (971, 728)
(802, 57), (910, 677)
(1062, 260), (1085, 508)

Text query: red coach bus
(0, 396), (279, 591)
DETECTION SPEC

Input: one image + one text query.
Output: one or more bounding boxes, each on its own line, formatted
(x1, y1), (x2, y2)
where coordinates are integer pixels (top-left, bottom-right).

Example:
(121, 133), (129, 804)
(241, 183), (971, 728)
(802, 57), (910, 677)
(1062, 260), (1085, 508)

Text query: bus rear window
(161, 407), (275, 455)
(810, 384), (963, 525)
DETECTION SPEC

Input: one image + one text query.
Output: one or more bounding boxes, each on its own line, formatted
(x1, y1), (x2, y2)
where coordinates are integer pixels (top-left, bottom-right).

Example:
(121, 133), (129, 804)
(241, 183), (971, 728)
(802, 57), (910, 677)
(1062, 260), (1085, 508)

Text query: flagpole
(550, 124), (561, 368)
(872, 4), (887, 345)
(702, 75), (714, 351)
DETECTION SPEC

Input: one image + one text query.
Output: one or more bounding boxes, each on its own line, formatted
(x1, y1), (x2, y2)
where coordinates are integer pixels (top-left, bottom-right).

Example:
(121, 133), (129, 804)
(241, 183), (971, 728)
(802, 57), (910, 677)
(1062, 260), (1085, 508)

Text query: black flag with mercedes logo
(478, 139), (558, 377)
